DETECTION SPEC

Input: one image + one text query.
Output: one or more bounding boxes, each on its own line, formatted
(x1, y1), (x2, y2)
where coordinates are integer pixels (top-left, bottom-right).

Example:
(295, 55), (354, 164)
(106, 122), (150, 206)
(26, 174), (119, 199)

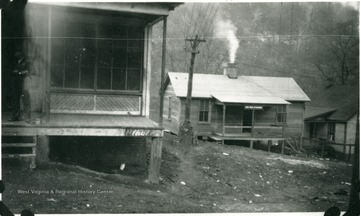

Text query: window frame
(310, 122), (318, 139)
(275, 105), (287, 125)
(167, 96), (172, 121)
(49, 10), (144, 94)
(327, 122), (336, 142)
(198, 99), (211, 124)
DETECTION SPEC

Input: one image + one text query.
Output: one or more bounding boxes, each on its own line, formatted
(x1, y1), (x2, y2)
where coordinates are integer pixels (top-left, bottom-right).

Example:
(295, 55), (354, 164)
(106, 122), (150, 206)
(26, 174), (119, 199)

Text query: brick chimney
(224, 62), (238, 79)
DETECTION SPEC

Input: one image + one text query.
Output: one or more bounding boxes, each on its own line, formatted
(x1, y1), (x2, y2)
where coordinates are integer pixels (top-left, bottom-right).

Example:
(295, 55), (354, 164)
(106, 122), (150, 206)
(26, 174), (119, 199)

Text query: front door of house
(225, 106), (243, 134)
(243, 109), (253, 133)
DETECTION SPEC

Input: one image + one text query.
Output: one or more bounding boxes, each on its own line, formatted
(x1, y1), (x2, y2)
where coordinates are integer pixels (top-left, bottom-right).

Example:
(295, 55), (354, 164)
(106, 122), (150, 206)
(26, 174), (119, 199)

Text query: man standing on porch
(9, 49), (31, 123)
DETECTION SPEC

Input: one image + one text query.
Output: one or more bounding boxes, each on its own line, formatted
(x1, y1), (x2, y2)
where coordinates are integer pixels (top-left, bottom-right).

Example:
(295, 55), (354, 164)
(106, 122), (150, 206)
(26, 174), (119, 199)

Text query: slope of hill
(2, 133), (353, 213)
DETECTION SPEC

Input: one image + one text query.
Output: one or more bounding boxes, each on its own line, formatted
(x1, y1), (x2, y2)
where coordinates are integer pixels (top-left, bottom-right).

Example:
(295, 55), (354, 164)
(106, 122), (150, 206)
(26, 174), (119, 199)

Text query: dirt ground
(2, 133), (354, 214)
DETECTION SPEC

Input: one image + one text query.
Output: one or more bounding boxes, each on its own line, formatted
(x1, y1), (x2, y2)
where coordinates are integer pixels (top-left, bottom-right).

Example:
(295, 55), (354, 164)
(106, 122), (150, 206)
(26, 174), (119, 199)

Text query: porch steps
(2, 135), (37, 169)
(208, 135), (222, 144)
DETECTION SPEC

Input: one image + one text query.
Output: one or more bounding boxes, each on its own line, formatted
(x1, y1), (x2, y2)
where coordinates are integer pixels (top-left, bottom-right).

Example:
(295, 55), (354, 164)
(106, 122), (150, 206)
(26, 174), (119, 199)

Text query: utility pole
(179, 35), (206, 147)
(347, 112), (359, 215)
(184, 35), (206, 120)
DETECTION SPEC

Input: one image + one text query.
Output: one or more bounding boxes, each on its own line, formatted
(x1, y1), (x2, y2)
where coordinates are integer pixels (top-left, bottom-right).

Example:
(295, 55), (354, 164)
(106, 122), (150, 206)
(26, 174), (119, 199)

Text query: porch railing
(222, 123), (284, 138)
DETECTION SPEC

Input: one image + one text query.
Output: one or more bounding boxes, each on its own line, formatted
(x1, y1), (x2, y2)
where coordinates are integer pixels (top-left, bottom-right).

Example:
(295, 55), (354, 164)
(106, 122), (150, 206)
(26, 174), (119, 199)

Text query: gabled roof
(327, 101), (358, 121)
(243, 76), (310, 101)
(305, 85), (359, 122)
(166, 72), (310, 105)
(304, 107), (337, 120)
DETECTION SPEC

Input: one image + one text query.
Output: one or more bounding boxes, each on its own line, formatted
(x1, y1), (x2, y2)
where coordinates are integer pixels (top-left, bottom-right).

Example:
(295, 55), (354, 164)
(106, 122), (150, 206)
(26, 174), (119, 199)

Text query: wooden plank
(34, 128), (126, 136)
(2, 143), (36, 147)
(3, 154), (36, 158)
(209, 136), (222, 141)
(2, 126), (163, 137)
(148, 137), (162, 184)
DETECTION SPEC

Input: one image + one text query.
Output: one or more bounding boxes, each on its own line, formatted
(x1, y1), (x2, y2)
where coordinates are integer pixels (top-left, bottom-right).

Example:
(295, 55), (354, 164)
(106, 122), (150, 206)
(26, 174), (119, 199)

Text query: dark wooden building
(1, 2), (180, 183)
(163, 69), (310, 147)
(304, 85), (358, 156)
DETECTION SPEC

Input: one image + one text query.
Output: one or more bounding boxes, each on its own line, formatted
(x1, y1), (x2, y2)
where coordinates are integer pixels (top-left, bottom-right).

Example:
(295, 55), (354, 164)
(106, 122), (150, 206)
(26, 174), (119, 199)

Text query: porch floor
(2, 112), (162, 137)
(210, 132), (284, 141)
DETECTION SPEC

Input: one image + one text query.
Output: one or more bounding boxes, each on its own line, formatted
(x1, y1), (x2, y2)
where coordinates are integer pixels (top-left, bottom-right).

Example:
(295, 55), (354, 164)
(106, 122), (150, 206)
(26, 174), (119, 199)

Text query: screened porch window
(50, 13), (143, 93)
(199, 100), (210, 123)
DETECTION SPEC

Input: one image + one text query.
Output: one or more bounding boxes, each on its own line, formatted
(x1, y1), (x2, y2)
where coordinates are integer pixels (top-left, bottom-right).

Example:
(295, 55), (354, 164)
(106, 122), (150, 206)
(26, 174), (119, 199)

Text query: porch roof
(31, 2), (181, 16)
(212, 94), (290, 105)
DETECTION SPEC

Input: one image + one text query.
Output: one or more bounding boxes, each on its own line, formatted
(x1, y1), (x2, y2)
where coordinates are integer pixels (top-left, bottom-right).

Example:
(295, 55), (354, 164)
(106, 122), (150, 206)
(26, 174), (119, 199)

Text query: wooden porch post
(268, 140), (272, 152)
(44, 6), (52, 123)
(148, 137), (162, 184)
(251, 108), (255, 137)
(159, 16), (167, 127)
(36, 135), (49, 166)
(343, 143), (347, 160)
(250, 107), (255, 149)
(222, 104), (226, 145)
(282, 105), (286, 138)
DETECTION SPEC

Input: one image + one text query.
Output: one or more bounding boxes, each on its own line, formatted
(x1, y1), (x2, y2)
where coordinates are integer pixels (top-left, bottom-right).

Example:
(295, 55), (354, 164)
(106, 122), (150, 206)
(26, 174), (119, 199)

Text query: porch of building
(210, 94), (288, 147)
(1, 111), (163, 183)
(2, 112), (162, 136)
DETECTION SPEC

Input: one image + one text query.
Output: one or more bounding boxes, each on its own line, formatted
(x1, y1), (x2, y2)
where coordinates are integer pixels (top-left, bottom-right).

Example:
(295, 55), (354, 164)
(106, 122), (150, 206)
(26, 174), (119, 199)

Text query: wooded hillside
(149, 2), (359, 123)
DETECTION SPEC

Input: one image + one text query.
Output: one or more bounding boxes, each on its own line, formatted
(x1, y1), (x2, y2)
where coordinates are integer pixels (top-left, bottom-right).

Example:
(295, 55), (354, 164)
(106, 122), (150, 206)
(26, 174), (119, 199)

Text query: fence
(298, 137), (355, 162)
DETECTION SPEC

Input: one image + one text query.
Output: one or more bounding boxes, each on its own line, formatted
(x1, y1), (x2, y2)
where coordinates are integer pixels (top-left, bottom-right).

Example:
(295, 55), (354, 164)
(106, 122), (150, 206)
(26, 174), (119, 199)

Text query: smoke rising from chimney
(214, 19), (239, 63)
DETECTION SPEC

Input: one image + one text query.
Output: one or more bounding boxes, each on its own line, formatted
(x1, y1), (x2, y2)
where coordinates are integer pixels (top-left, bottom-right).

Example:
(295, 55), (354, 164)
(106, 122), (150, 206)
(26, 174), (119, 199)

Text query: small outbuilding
(304, 85), (358, 158)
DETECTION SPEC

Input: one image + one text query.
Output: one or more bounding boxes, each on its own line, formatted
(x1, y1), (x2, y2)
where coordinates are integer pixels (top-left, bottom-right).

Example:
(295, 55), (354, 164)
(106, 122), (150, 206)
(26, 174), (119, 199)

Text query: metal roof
(327, 101), (358, 121)
(243, 76), (311, 101)
(167, 72), (310, 104)
(305, 85), (358, 121)
(304, 107), (337, 120)
(31, 2), (182, 16)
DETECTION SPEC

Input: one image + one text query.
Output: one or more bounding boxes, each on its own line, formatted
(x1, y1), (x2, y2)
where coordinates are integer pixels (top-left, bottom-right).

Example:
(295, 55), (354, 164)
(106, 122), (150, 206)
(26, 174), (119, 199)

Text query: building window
(276, 105), (287, 124)
(167, 96), (172, 120)
(328, 123), (335, 142)
(50, 12), (143, 93)
(199, 100), (210, 123)
(310, 122), (317, 139)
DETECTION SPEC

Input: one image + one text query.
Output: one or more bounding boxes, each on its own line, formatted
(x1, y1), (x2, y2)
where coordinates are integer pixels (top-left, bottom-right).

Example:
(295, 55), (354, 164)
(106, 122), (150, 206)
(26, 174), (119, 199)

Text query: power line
(195, 3), (212, 37)
(190, 3), (204, 38)
(185, 3), (196, 39)
(198, 3), (219, 38)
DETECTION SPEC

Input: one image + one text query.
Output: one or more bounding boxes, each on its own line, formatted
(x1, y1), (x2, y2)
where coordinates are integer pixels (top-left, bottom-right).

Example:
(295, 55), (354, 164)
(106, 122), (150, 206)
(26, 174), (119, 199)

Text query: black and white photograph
(1, 0), (359, 215)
